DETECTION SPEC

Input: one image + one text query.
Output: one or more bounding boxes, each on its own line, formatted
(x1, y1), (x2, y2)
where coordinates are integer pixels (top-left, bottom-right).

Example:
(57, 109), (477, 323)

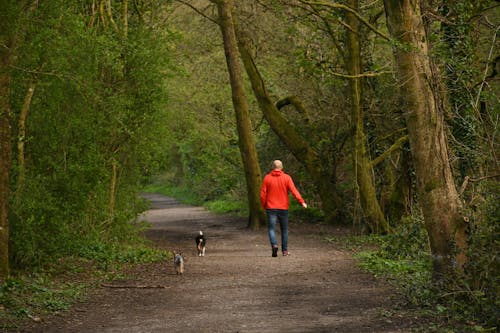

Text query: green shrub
(352, 207), (499, 331)
(0, 243), (169, 329)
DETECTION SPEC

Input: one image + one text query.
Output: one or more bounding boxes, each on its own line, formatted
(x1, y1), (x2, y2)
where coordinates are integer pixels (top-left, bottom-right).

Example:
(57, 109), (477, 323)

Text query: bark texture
(383, 0), (467, 280)
(215, 0), (265, 229)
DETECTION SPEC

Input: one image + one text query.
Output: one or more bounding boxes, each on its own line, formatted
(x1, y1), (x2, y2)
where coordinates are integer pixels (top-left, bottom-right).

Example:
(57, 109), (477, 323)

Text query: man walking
(260, 160), (307, 257)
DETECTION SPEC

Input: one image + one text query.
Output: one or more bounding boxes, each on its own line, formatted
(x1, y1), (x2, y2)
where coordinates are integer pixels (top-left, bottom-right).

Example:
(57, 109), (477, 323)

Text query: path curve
(26, 193), (412, 333)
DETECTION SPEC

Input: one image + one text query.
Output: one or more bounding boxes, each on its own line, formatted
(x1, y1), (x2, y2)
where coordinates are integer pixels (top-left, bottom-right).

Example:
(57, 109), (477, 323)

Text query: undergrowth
(328, 208), (498, 333)
(0, 242), (169, 330)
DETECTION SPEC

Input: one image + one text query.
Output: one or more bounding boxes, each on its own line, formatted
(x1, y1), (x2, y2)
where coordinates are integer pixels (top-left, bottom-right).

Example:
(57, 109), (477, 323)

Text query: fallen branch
(101, 284), (170, 289)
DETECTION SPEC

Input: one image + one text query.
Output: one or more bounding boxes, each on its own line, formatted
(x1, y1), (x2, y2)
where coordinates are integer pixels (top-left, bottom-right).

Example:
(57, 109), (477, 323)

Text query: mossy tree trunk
(214, 0), (265, 229)
(383, 0), (467, 281)
(345, 0), (390, 234)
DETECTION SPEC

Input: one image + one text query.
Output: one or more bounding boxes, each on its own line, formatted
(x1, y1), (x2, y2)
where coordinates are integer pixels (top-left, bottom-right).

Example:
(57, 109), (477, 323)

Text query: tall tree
(0, 17), (15, 278)
(383, 0), (467, 281)
(345, 0), (390, 233)
(0, 0), (37, 278)
(213, 0), (265, 229)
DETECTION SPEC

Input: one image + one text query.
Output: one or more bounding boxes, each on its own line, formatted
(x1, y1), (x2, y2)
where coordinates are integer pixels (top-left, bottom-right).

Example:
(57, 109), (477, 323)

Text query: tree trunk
(383, 0), (467, 281)
(345, 0), (390, 234)
(235, 29), (345, 223)
(214, 0), (265, 229)
(122, 0), (128, 38)
(109, 158), (117, 222)
(0, 56), (12, 278)
(0, 1), (40, 277)
(17, 81), (36, 190)
(0, 1), (23, 277)
(380, 148), (412, 223)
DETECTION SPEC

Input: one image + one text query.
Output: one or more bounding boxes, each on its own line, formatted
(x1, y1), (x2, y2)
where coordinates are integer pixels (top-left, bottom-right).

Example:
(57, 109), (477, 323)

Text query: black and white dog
(195, 231), (206, 257)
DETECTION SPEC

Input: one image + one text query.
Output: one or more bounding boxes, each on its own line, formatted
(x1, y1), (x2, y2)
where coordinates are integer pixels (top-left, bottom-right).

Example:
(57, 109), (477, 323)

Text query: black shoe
(272, 247), (278, 257)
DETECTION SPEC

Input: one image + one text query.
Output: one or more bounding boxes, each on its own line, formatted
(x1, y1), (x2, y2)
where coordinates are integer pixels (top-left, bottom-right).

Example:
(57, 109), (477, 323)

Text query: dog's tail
(199, 230), (203, 236)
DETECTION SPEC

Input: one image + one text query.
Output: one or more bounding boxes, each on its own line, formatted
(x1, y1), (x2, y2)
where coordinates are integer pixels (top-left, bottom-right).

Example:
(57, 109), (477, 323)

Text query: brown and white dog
(173, 252), (184, 274)
(195, 231), (206, 257)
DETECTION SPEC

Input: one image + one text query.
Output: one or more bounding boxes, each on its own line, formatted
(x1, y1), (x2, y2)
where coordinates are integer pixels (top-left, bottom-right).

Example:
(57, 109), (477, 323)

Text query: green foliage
(8, 0), (173, 270)
(350, 210), (499, 332)
(204, 199), (248, 216)
(290, 203), (324, 224)
(0, 243), (168, 329)
(143, 183), (202, 206)
(0, 274), (85, 329)
(354, 214), (434, 302)
(74, 241), (169, 271)
(459, 180), (500, 328)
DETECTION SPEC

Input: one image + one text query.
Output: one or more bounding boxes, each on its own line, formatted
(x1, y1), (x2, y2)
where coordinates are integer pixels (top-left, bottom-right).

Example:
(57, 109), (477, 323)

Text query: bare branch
(177, 0), (219, 25)
(330, 70), (393, 78)
(299, 0), (390, 40)
(276, 95), (310, 122)
(459, 174), (500, 195)
(105, 0), (120, 33)
(474, 24), (499, 110)
(371, 127), (407, 146)
(371, 135), (408, 168)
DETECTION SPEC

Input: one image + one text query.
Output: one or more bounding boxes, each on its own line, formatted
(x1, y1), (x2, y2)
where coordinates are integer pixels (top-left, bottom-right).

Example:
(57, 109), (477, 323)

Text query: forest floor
(19, 193), (420, 333)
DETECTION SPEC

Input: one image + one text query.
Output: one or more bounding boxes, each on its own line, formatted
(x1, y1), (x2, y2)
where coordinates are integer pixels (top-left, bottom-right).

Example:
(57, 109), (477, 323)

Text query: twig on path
(101, 284), (170, 289)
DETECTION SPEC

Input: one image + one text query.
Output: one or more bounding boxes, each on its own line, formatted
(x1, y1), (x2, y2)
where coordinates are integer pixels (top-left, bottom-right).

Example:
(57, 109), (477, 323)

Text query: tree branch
(275, 96), (310, 122)
(371, 135), (408, 168)
(177, 0), (219, 25)
(459, 174), (500, 195)
(474, 24), (499, 110)
(330, 70), (393, 78)
(105, 0), (120, 33)
(299, 0), (390, 41)
(370, 127), (406, 146)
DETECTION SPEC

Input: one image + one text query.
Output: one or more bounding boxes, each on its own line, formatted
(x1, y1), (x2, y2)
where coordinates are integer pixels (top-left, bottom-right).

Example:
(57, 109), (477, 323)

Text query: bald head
(272, 160), (283, 170)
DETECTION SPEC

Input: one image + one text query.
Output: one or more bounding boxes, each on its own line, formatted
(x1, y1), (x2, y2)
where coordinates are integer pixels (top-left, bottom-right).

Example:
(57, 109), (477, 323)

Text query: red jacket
(260, 170), (305, 209)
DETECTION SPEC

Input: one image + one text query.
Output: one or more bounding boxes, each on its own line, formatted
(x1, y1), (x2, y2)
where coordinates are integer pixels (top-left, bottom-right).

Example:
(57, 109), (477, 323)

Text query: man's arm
(287, 176), (307, 208)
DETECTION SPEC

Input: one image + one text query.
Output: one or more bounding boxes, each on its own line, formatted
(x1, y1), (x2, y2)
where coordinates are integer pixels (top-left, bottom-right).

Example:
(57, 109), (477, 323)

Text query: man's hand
(302, 202), (307, 208)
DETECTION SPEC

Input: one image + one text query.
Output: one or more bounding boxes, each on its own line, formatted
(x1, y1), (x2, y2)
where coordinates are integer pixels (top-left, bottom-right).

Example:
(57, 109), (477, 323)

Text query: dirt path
(23, 193), (414, 333)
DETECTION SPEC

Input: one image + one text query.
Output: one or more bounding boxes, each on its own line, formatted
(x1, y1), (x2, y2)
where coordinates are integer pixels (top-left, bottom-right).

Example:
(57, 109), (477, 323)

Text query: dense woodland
(0, 0), (498, 330)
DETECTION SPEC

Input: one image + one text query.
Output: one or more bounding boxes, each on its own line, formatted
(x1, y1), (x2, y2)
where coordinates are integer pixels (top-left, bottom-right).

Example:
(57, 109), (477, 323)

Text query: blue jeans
(267, 209), (289, 252)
